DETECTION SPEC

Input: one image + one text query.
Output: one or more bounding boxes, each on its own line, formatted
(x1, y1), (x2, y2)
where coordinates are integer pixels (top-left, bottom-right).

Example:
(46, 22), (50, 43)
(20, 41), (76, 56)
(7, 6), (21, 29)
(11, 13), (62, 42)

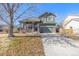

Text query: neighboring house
(62, 15), (79, 34)
(20, 12), (57, 33)
(0, 25), (8, 33)
(0, 25), (18, 33)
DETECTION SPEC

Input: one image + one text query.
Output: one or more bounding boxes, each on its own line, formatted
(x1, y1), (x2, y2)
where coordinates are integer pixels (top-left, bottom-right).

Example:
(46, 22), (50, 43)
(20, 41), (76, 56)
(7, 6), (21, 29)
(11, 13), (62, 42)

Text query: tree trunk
(8, 10), (14, 37)
(8, 20), (14, 37)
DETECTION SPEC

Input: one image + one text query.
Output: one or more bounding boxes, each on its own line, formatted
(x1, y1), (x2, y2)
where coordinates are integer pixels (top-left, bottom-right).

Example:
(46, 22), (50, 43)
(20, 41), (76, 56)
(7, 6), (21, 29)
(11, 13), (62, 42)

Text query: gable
(39, 12), (56, 18)
(40, 15), (56, 23)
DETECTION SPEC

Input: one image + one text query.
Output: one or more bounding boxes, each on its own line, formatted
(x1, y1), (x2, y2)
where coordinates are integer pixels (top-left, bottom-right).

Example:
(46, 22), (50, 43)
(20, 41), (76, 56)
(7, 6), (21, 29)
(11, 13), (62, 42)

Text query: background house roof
(63, 15), (79, 27)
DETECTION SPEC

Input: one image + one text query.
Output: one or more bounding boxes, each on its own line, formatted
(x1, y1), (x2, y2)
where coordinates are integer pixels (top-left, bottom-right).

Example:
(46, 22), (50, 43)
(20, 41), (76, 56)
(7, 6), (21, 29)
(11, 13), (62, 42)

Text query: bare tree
(0, 3), (37, 37)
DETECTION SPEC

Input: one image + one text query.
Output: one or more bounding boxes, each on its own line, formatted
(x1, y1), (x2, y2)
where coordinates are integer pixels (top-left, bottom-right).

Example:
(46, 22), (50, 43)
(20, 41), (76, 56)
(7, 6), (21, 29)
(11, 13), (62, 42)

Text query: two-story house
(19, 12), (57, 33)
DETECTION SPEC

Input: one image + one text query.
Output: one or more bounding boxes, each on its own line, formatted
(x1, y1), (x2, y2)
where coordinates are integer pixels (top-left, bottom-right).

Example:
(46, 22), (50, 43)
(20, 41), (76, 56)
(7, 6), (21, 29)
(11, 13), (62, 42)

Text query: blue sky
(9, 3), (79, 25)
(37, 3), (79, 24)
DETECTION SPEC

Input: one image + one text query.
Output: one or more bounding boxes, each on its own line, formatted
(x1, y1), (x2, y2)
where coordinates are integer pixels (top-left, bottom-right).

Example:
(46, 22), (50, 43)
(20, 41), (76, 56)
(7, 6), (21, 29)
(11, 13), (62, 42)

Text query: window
(28, 24), (32, 29)
(47, 16), (53, 21)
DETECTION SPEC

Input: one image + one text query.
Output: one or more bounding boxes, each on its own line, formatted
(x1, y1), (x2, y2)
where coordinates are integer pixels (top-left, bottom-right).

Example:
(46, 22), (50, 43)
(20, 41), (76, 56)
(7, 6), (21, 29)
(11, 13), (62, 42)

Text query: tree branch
(11, 4), (15, 10)
(13, 4), (20, 13)
(1, 4), (9, 13)
(14, 6), (33, 22)
(0, 14), (9, 25)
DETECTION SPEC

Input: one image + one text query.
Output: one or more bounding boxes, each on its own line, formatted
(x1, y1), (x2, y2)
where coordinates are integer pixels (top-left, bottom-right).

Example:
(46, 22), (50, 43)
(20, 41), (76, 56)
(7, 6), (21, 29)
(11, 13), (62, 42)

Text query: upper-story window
(39, 12), (56, 23)
(47, 16), (54, 21)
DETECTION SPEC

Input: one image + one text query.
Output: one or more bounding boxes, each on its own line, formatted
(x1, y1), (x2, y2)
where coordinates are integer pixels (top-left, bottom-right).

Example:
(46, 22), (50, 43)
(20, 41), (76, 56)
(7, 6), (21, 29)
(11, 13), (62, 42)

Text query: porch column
(26, 24), (28, 32)
(37, 24), (40, 33)
(24, 24), (26, 30)
(32, 24), (34, 32)
(23, 23), (25, 29)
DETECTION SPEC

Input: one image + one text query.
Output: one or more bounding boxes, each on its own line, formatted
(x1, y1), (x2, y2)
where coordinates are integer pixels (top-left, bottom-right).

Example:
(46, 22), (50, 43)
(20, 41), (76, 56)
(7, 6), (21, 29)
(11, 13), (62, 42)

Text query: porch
(20, 19), (41, 33)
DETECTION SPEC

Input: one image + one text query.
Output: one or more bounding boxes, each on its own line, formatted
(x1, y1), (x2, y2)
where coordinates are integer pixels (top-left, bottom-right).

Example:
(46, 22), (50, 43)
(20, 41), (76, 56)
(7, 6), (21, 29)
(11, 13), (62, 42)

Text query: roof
(39, 12), (56, 18)
(20, 12), (56, 23)
(63, 15), (79, 27)
(20, 17), (41, 23)
(0, 25), (8, 27)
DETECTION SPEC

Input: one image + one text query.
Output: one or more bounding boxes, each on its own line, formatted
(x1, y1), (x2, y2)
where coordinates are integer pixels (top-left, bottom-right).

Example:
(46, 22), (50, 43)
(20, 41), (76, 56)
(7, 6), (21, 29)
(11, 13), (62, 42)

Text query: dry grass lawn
(67, 35), (79, 41)
(0, 34), (44, 56)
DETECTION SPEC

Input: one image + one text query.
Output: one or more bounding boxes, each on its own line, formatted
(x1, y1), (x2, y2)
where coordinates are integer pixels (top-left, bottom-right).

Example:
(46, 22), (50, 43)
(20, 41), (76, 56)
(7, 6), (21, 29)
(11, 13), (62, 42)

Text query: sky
(36, 3), (79, 24)
(1, 3), (79, 26)
(18, 3), (79, 25)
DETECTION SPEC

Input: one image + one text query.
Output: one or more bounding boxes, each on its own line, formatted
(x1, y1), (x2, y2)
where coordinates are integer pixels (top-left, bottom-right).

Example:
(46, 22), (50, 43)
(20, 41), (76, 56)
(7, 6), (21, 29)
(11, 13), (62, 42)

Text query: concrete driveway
(41, 34), (79, 56)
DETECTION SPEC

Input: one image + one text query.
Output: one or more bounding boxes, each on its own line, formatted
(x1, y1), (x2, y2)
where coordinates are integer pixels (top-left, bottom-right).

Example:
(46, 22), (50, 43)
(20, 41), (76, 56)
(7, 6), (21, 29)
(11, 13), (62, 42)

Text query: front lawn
(0, 35), (44, 56)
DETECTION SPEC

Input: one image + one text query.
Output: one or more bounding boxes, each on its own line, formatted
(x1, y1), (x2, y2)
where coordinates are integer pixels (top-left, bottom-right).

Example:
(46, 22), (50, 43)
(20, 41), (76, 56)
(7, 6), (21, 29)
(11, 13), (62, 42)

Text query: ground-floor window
(26, 24), (38, 32)
(27, 24), (33, 32)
